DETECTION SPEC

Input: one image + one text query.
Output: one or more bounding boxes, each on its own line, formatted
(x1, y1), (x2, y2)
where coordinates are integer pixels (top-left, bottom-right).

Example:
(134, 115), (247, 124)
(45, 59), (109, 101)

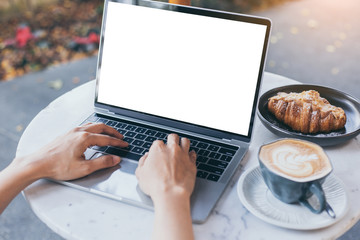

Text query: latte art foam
(259, 139), (332, 181)
(272, 146), (320, 178)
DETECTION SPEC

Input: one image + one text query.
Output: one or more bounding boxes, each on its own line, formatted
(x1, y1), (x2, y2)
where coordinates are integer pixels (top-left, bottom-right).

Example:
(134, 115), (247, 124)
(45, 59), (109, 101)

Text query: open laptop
(59, 0), (271, 223)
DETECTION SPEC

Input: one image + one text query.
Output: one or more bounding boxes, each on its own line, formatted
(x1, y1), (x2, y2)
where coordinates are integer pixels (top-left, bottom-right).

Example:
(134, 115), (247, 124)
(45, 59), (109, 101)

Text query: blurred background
(0, 0), (359, 239)
(1, 0), (359, 99)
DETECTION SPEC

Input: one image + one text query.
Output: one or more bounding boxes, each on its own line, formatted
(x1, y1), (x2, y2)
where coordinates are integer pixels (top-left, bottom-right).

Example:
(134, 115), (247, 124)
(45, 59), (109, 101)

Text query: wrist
(152, 186), (191, 208)
(0, 156), (42, 214)
(151, 186), (194, 240)
(11, 154), (45, 183)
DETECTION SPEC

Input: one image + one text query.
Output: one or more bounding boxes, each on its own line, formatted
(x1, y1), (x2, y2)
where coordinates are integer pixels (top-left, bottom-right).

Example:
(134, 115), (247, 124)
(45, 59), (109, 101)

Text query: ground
(0, 0), (102, 80)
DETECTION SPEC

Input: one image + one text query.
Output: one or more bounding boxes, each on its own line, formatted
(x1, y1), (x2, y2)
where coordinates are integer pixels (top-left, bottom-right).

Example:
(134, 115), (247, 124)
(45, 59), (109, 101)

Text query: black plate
(257, 84), (360, 146)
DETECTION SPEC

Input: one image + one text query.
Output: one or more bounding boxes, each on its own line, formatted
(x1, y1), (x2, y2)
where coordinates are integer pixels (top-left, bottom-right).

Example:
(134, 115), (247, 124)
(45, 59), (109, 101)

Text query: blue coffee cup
(258, 139), (333, 215)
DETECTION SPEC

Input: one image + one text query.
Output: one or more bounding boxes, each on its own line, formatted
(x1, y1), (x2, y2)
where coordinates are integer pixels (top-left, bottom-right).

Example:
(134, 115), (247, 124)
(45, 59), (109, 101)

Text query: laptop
(59, 0), (271, 223)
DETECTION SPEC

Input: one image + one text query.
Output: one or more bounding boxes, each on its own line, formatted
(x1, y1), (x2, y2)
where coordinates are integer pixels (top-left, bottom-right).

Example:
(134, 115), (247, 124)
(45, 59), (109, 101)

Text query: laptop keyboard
(83, 114), (239, 182)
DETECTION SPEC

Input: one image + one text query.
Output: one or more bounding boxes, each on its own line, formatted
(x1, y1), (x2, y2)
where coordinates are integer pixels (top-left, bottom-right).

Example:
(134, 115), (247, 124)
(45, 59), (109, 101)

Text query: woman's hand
(0, 123), (128, 214)
(14, 123), (129, 181)
(135, 133), (197, 240)
(135, 133), (197, 202)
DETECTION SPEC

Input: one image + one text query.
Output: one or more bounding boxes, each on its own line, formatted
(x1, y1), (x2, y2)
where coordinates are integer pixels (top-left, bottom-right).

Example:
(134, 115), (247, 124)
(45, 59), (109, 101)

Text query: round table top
(18, 72), (360, 240)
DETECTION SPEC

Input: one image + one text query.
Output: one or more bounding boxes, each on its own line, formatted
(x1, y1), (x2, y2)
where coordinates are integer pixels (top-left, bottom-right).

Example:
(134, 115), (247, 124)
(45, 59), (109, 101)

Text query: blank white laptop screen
(97, 2), (267, 136)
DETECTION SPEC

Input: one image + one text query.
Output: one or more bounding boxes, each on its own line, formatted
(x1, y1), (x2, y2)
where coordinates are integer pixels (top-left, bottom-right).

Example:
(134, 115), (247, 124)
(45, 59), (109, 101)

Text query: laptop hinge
(95, 107), (115, 115)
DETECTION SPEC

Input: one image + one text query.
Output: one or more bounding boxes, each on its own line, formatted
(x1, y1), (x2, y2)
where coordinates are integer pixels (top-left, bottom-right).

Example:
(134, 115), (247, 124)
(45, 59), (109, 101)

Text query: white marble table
(17, 72), (360, 240)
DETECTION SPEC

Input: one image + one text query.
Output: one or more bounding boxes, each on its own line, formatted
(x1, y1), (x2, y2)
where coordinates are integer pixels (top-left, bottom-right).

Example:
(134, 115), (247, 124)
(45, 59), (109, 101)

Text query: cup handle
(299, 181), (326, 214)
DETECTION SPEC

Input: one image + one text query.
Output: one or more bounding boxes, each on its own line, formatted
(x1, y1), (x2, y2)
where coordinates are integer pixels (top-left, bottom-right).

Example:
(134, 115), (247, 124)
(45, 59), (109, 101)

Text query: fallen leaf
(16, 124), (23, 132)
(268, 60), (276, 68)
(72, 76), (80, 84)
(48, 79), (63, 90)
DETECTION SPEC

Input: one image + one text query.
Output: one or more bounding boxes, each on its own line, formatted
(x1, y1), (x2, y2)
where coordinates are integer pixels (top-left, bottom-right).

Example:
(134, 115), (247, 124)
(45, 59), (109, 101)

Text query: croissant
(268, 90), (346, 134)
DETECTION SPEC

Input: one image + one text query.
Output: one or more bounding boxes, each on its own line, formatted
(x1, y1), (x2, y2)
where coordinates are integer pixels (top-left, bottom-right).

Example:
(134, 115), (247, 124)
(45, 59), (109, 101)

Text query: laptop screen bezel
(95, 0), (271, 143)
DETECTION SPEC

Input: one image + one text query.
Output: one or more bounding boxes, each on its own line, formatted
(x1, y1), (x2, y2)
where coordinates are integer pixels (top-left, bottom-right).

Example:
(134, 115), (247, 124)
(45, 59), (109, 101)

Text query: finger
(85, 134), (129, 148)
(189, 150), (197, 164)
(135, 167), (140, 180)
(149, 140), (165, 151)
(83, 154), (121, 175)
(180, 137), (190, 152)
(135, 158), (145, 180)
(167, 133), (180, 146)
(138, 152), (148, 167)
(83, 123), (124, 139)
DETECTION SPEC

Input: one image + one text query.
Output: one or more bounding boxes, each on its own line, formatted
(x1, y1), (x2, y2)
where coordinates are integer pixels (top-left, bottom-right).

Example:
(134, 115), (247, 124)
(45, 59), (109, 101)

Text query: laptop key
(116, 123), (127, 129)
(135, 127), (147, 133)
(197, 142), (209, 149)
(207, 145), (219, 152)
(190, 147), (199, 154)
(207, 174), (220, 182)
(106, 120), (117, 127)
(116, 129), (127, 135)
(155, 132), (167, 138)
(198, 149), (210, 157)
(125, 125), (137, 131)
(218, 147), (236, 156)
(198, 164), (224, 175)
(190, 140), (198, 147)
(105, 147), (142, 161)
(196, 171), (208, 179)
(97, 118), (108, 124)
(135, 134), (147, 140)
(123, 137), (134, 144)
(145, 130), (157, 136)
(124, 145), (134, 151)
(125, 131), (136, 137)
(208, 159), (228, 169)
(220, 155), (232, 162)
(142, 142), (152, 149)
(132, 147), (145, 154)
(133, 140), (145, 146)
(196, 156), (208, 163)
(209, 152), (221, 159)
(145, 136), (157, 142)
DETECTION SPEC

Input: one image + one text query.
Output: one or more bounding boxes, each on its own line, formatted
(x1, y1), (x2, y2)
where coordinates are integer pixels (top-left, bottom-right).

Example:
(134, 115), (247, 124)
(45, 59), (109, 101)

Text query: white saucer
(237, 166), (349, 230)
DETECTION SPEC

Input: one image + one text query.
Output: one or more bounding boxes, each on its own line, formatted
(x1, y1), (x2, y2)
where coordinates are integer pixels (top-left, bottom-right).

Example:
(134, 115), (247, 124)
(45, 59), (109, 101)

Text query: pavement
(0, 0), (359, 239)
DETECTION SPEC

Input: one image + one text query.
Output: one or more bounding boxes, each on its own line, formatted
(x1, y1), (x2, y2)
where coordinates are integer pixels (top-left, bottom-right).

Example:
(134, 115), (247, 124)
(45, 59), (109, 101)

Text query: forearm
(0, 157), (40, 214)
(152, 192), (194, 240)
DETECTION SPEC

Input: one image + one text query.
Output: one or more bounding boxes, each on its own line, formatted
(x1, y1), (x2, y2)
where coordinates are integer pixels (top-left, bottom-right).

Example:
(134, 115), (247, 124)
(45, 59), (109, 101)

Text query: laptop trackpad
(119, 158), (138, 174)
(90, 151), (138, 175)
(68, 153), (153, 207)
